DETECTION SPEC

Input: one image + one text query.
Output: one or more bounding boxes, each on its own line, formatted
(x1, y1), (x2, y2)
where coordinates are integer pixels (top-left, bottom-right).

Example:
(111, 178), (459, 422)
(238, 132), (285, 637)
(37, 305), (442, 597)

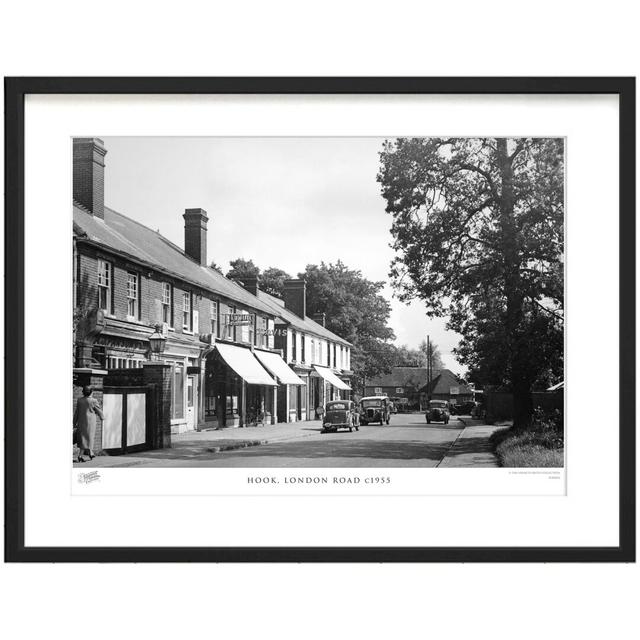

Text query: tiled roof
(421, 369), (473, 396)
(257, 291), (351, 346)
(367, 367), (434, 388)
(73, 204), (276, 316)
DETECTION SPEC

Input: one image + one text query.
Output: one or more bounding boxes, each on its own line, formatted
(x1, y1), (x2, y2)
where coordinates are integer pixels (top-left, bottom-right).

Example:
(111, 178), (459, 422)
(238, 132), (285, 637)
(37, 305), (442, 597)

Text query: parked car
(426, 399), (450, 424)
(322, 400), (360, 433)
(360, 396), (392, 425)
(451, 401), (477, 416)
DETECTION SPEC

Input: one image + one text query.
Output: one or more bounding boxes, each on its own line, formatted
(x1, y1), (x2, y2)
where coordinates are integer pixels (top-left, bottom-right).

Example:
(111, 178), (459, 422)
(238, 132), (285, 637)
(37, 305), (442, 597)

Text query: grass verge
(490, 428), (564, 468)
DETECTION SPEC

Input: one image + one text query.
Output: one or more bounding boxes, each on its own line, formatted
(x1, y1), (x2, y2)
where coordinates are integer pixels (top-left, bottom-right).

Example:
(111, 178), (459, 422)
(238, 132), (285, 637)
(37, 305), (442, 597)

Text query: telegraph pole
(427, 335), (432, 403)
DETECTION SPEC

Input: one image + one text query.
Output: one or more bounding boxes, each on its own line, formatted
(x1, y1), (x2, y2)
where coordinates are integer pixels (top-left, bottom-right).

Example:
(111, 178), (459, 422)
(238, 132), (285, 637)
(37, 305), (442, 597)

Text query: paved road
(149, 413), (469, 468)
(76, 414), (504, 468)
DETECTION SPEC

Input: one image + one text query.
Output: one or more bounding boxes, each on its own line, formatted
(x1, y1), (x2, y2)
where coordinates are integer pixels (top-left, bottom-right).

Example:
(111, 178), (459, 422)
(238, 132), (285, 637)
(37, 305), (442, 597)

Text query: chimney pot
(183, 208), (209, 266)
(73, 138), (107, 219)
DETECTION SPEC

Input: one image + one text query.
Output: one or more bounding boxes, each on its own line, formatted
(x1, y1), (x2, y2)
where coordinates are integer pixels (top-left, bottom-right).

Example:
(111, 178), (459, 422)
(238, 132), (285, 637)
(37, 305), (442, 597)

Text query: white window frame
(182, 292), (191, 331)
(210, 299), (218, 337)
(97, 259), (112, 313)
(126, 272), (139, 319)
(162, 282), (172, 326)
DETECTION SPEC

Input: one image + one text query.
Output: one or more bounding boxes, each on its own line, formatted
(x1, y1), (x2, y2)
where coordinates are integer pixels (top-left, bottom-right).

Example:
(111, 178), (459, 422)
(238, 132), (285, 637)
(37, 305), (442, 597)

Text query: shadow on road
(211, 439), (454, 461)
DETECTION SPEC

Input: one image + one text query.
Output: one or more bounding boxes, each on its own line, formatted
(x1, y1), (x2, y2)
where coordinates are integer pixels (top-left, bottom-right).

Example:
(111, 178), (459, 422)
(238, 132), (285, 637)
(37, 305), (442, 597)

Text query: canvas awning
(313, 365), (351, 391)
(254, 350), (306, 385)
(215, 343), (277, 386)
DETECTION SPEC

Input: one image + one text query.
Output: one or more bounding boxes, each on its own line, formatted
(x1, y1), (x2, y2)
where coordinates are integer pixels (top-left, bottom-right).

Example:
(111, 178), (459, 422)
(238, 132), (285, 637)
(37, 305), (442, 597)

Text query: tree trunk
(496, 139), (533, 430)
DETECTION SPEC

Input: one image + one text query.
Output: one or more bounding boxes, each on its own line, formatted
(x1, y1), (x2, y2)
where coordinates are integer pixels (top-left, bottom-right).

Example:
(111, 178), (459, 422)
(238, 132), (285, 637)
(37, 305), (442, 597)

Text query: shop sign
(226, 313), (254, 326)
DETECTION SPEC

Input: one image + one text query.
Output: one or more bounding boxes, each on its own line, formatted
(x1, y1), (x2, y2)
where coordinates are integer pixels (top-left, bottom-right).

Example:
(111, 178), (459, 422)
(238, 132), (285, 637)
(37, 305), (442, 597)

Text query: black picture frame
(4, 77), (636, 563)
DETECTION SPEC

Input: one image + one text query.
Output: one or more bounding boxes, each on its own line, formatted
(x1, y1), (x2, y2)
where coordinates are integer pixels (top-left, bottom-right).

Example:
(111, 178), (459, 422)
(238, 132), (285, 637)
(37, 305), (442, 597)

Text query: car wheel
(349, 426), (353, 432)
(427, 418), (431, 424)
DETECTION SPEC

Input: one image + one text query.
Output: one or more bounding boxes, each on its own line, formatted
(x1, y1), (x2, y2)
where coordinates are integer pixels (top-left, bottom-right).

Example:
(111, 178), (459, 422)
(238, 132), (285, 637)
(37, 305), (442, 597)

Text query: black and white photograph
(72, 135), (564, 471)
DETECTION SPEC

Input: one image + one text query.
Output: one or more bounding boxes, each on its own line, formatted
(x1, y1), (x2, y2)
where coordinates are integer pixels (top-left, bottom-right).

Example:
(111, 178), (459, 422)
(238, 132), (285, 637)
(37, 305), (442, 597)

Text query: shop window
(97, 259), (112, 313)
(290, 386), (298, 410)
(126, 272), (139, 319)
(162, 283), (172, 326)
(226, 395), (239, 415)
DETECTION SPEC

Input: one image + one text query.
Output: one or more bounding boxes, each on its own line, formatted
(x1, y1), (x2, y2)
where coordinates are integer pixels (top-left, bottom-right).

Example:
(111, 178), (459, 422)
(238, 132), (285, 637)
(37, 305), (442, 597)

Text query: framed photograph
(5, 77), (635, 562)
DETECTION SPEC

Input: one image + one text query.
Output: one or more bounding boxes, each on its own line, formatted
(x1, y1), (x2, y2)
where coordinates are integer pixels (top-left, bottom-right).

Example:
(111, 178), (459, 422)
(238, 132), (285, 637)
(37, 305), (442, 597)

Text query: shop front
(204, 342), (277, 428)
(312, 365), (352, 406)
(254, 349), (306, 423)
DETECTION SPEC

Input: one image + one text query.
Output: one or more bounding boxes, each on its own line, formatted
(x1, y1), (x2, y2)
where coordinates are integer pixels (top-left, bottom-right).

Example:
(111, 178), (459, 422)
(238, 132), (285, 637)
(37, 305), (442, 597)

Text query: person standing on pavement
(74, 385), (104, 462)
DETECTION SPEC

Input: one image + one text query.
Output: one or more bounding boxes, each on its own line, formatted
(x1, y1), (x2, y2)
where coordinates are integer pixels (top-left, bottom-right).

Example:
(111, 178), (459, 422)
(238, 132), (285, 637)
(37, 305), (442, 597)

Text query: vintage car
(359, 396), (392, 426)
(322, 400), (360, 433)
(426, 399), (450, 424)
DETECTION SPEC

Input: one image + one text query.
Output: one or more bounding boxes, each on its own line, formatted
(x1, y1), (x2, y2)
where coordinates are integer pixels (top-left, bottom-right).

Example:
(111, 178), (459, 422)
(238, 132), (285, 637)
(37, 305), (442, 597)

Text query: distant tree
(378, 137), (564, 428)
(209, 261), (223, 274)
(418, 339), (445, 372)
(260, 267), (291, 298)
(301, 261), (396, 382)
(226, 258), (260, 282)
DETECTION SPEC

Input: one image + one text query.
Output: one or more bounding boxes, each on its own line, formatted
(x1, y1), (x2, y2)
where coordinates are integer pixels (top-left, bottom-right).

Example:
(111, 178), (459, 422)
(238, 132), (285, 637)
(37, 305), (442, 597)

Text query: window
(327, 342), (331, 366)
(256, 316), (267, 347)
(374, 387), (383, 395)
(396, 387), (404, 394)
(333, 344), (337, 368)
(182, 292), (191, 330)
(249, 315), (255, 345)
(172, 362), (185, 419)
(210, 300), (219, 337)
(292, 331), (297, 361)
(162, 282), (172, 325)
(97, 259), (112, 313)
(310, 339), (315, 364)
(126, 272), (139, 319)
(301, 334), (306, 362)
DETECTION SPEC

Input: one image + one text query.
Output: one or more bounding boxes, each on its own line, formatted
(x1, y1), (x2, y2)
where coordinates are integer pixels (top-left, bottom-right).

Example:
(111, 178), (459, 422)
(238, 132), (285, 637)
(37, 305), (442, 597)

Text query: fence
(485, 390), (564, 422)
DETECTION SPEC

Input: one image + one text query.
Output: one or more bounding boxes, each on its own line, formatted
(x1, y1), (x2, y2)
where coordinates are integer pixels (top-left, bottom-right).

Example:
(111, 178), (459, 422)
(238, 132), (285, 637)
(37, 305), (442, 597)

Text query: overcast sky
(101, 137), (465, 374)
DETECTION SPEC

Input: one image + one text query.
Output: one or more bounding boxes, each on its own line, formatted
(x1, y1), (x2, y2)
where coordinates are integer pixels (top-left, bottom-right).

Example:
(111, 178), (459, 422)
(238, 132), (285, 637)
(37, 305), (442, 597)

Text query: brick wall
(143, 363), (172, 448)
(75, 244), (274, 347)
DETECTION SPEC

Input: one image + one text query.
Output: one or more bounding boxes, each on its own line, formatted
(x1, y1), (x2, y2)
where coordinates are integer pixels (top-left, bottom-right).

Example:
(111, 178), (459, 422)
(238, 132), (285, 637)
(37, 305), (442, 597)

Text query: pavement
(74, 414), (507, 468)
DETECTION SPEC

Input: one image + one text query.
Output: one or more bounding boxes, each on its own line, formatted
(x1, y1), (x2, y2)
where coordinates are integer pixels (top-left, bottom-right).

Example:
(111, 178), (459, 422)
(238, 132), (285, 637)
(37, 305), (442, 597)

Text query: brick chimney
(73, 138), (107, 219)
(238, 276), (259, 297)
(311, 312), (326, 327)
(183, 208), (209, 266)
(283, 279), (306, 319)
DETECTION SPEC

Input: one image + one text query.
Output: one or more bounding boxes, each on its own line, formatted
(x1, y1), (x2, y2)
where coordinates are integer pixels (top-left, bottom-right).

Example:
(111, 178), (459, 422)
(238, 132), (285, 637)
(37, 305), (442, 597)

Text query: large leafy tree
(226, 258), (260, 282)
(301, 261), (396, 387)
(378, 137), (564, 428)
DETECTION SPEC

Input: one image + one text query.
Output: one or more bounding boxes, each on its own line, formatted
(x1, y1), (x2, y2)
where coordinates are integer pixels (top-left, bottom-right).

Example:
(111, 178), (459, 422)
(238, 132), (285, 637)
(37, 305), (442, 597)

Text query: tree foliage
(300, 261), (396, 386)
(260, 267), (291, 297)
(378, 137), (564, 427)
(226, 258), (260, 282)
(394, 340), (444, 371)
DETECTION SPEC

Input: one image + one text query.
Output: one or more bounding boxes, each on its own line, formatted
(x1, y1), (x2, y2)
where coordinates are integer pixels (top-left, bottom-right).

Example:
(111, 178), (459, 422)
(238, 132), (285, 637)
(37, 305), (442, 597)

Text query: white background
(27, 94), (603, 547)
(1, 2), (638, 640)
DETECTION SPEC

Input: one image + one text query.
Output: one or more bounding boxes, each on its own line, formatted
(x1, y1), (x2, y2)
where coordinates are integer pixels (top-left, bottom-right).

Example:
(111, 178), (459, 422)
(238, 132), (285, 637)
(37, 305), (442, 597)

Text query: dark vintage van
(322, 400), (360, 433)
(359, 396), (391, 426)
